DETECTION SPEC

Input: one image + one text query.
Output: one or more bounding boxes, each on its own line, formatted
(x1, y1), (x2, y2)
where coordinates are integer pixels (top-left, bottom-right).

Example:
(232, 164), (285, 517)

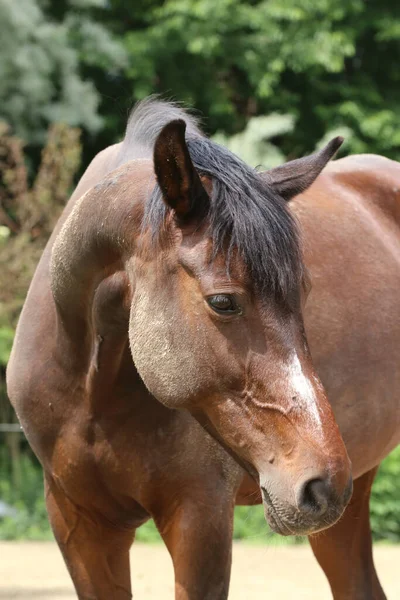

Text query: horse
(6, 98), (399, 599)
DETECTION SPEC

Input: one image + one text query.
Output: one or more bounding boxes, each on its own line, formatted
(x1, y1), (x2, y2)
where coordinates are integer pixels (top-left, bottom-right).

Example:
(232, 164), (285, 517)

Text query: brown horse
(6, 98), (398, 599)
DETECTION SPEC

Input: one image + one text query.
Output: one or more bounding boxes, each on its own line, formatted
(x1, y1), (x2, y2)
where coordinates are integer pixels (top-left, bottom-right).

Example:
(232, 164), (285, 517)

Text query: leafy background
(1, 0), (400, 542)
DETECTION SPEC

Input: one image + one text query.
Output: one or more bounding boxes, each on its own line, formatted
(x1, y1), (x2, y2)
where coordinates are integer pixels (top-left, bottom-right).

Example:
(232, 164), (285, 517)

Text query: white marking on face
(287, 353), (324, 437)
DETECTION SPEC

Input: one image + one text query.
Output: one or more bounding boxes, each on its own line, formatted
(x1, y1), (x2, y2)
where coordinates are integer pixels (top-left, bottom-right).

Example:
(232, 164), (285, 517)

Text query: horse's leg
(45, 477), (135, 600)
(154, 494), (235, 600)
(309, 466), (385, 600)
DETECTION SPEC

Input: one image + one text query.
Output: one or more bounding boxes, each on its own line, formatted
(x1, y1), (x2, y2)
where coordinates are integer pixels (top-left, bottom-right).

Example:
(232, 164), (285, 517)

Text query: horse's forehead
(178, 236), (249, 283)
(179, 236), (212, 266)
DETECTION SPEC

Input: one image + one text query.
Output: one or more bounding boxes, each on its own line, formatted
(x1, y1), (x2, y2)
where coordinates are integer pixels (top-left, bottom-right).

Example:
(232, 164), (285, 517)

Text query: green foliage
(213, 113), (295, 168)
(370, 446), (400, 542)
(0, 452), (52, 540)
(136, 519), (162, 543)
(0, 328), (14, 365)
(0, 0), (398, 165)
(2, 1), (400, 164)
(0, 122), (82, 334)
(118, 0), (400, 161)
(0, 0), (125, 144)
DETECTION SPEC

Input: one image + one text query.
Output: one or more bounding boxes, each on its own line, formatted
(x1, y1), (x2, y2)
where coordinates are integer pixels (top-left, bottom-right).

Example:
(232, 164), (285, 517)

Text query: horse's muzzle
(261, 473), (353, 536)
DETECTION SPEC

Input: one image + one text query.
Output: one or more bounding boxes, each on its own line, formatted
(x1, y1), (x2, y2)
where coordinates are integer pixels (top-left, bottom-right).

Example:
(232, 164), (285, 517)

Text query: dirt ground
(0, 541), (399, 599)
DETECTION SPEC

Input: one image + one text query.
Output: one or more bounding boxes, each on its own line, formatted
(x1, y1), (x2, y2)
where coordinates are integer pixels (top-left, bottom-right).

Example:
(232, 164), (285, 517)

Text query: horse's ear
(153, 119), (209, 220)
(261, 137), (344, 201)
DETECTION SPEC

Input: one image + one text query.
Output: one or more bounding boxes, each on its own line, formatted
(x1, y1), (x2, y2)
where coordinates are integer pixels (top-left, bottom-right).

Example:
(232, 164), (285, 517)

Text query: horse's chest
(47, 407), (152, 525)
(47, 385), (190, 514)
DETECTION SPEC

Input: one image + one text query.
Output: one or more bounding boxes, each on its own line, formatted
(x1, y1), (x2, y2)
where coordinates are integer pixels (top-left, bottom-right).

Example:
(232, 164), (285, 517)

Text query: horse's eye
(207, 294), (242, 315)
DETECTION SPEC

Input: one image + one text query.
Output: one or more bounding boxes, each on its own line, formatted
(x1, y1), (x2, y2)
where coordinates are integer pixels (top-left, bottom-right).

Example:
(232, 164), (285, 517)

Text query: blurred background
(0, 0), (400, 545)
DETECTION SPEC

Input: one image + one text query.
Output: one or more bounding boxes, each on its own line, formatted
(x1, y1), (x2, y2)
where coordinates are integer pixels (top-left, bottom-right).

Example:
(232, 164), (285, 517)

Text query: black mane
(122, 98), (303, 299)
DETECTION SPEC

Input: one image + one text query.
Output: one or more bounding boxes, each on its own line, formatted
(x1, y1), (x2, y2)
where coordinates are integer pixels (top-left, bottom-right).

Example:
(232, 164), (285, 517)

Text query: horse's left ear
(261, 137), (344, 201)
(153, 119), (209, 220)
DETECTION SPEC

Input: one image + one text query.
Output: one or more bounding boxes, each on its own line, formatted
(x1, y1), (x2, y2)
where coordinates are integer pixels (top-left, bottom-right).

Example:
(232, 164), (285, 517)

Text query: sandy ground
(0, 541), (399, 599)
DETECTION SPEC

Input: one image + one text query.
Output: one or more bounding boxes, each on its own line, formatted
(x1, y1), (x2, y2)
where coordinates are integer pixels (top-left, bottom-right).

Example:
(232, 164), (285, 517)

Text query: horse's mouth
(261, 487), (293, 536)
(261, 486), (344, 537)
(265, 508), (293, 536)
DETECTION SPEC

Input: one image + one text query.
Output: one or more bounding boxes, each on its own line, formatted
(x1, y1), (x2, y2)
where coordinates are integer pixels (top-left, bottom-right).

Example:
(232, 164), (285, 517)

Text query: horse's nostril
(296, 477), (329, 516)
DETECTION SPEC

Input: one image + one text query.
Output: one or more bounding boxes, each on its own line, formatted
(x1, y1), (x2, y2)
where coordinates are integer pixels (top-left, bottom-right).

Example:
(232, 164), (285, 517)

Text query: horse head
(127, 118), (352, 535)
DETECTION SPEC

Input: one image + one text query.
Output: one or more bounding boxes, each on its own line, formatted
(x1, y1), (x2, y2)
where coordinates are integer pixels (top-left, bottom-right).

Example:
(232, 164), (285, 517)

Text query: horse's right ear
(261, 137), (344, 201)
(153, 119), (209, 221)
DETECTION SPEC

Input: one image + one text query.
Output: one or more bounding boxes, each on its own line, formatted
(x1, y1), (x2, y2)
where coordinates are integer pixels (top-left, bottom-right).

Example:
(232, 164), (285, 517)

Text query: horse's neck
(51, 140), (151, 244)
(50, 159), (154, 373)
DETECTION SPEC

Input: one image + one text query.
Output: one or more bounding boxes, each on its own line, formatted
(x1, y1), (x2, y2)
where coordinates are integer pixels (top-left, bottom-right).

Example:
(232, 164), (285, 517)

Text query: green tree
(119, 0), (400, 159)
(0, 0), (126, 145)
(3, 1), (400, 165)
